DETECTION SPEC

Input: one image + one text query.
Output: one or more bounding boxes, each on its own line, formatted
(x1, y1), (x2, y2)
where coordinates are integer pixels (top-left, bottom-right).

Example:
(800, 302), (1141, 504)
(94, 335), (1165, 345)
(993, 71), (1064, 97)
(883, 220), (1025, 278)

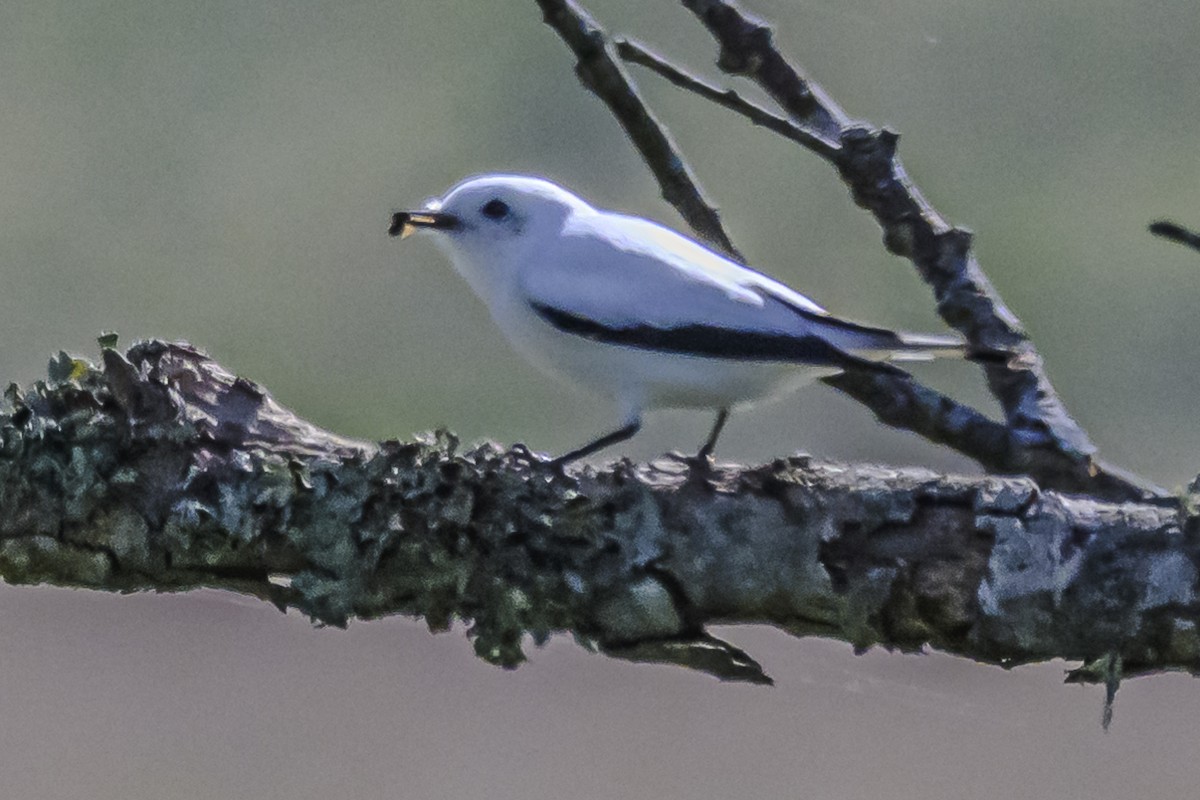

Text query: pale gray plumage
(391, 174), (968, 464)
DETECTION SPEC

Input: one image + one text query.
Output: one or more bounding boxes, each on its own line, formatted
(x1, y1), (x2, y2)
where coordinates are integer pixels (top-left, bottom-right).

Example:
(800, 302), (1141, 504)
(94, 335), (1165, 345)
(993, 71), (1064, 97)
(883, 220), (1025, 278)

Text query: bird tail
(855, 331), (1010, 364)
(885, 331), (969, 362)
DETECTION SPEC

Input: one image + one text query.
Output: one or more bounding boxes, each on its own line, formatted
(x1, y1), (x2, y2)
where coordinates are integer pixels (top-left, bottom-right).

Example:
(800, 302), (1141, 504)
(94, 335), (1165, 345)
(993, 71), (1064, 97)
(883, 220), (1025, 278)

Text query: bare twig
(2, 340), (1195, 685)
(615, 33), (1162, 498)
(535, 5), (998, 476)
(1150, 220), (1200, 254)
(679, 1), (849, 140)
(535, 0), (743, 260)
(677, 0), (1159, 501)
(614, 38), (839, 158)
(535, 1), (1161, 501)
(822, 372), (1162, 500)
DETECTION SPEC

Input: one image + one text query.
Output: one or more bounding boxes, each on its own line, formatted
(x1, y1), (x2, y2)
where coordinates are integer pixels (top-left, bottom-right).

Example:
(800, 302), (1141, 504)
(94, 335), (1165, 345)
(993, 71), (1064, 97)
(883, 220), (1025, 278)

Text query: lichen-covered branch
(2, 340), (1196, 685)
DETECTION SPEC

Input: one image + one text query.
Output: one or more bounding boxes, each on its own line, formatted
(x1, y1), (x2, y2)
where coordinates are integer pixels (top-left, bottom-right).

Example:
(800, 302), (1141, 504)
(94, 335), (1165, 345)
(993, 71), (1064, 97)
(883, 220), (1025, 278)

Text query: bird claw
(515, 448), (581, 482)
(508, 443), (550, 468)
(511, 445), (580, 483)
(662, 450), (717, 479)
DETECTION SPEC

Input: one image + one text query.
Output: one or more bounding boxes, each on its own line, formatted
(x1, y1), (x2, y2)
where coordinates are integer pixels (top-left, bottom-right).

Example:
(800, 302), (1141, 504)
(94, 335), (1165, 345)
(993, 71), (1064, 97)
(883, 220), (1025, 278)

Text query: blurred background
(1, 0), (1198, 797)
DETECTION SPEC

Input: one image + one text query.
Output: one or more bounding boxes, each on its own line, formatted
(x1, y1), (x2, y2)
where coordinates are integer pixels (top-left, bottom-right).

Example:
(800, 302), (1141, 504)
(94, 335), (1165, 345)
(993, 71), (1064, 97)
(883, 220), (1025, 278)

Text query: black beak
(389, 210), (461, 238)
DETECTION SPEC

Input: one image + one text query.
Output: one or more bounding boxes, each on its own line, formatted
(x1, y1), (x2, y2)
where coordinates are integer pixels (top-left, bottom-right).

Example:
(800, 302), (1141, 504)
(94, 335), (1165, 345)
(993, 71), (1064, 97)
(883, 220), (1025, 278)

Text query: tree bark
(2, 341), (1196, 686)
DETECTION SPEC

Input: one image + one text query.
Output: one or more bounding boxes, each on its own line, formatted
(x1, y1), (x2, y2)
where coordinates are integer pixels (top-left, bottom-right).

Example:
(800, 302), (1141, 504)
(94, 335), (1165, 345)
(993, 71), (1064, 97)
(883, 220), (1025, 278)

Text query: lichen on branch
(1, 340), (1196, 686)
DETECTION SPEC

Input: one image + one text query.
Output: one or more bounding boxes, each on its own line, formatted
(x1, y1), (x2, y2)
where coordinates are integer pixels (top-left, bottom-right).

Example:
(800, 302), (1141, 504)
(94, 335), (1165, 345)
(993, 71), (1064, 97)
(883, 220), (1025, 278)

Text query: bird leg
(551, 419), (642, 467)
(696, 408), (730, 461)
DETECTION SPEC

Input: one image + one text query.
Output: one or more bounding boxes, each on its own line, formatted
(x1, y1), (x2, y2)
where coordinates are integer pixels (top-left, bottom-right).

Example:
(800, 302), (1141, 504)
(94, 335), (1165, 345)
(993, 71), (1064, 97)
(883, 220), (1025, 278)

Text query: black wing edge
(758, 287), (920, 349)
(756, 288), (1016, 363)
(531, 302), (908, 377)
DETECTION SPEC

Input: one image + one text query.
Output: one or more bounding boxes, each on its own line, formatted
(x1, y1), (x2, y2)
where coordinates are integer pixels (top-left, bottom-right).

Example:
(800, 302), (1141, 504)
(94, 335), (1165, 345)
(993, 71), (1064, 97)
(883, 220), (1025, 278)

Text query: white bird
(390, 174), (970, 466)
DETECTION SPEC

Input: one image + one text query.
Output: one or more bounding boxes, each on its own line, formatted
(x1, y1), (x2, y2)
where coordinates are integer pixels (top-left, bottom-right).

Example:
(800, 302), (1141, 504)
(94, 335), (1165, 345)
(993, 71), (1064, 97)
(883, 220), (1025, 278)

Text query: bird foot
(509, 443), (552, 469)
(663, 450), (717, 478)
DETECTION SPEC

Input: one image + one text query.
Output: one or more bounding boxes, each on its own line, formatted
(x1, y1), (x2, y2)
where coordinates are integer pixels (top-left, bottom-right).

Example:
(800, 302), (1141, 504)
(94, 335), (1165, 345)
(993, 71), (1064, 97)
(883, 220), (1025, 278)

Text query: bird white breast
(489, 290), (837, 413)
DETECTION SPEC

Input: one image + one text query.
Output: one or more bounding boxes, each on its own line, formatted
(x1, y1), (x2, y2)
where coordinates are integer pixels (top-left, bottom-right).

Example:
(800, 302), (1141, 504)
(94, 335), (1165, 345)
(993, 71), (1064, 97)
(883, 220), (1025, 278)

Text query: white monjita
(392, 174), (967, 464)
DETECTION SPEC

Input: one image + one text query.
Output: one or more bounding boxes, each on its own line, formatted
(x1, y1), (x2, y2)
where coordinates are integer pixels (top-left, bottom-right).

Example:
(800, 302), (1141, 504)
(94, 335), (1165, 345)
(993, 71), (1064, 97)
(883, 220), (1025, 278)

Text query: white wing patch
(608, 217), (765, 306)
(520, 210), (830, 338)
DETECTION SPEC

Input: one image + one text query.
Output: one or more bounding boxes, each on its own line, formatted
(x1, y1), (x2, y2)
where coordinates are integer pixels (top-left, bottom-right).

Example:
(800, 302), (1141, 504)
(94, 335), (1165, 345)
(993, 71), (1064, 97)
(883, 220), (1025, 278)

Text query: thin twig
(678, 0), (1161, 502)
(536, 0), (1161, 500)
(1149, 220), (1200, 254)
(534, 1), (1044, 488)
(680, 0), (849, 140)
(824, 371), (1165, 500)
(535, 0), (743, 260)
(614, 37), (839, 158)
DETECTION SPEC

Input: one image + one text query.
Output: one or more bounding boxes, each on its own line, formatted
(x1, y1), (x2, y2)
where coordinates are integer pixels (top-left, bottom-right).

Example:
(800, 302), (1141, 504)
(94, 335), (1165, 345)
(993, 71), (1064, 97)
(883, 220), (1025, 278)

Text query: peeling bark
(2, 341), (1196, 685)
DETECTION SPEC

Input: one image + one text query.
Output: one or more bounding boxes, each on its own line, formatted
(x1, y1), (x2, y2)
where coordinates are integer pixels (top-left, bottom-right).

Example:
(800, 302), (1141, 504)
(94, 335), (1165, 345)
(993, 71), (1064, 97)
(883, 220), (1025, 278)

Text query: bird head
(391, 174), (593, 296)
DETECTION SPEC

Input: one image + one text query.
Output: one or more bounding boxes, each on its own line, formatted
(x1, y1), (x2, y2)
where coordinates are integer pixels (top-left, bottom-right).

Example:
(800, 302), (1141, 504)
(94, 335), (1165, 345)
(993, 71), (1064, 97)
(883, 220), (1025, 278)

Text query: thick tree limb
(2, 341), (1196, 686)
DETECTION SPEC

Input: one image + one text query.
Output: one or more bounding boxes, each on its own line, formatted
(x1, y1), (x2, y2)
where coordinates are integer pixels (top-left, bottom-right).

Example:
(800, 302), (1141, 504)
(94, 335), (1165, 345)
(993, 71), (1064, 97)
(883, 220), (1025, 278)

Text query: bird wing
(518, 211), (928, 372)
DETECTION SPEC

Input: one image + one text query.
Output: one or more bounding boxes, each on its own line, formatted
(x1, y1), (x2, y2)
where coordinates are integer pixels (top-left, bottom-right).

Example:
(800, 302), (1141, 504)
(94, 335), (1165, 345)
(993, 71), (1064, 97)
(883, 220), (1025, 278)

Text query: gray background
(1, 1), (1198, 797)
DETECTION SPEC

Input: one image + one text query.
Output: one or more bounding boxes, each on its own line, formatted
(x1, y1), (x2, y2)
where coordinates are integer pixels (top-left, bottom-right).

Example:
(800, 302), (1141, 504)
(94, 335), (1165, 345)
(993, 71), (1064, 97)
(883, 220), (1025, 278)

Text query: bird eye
(480, 199), (509, 220)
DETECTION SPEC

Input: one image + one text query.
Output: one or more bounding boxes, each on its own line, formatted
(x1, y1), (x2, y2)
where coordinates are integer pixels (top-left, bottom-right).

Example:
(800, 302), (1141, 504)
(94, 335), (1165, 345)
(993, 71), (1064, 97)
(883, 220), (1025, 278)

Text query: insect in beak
(389, 210), (461, 239)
